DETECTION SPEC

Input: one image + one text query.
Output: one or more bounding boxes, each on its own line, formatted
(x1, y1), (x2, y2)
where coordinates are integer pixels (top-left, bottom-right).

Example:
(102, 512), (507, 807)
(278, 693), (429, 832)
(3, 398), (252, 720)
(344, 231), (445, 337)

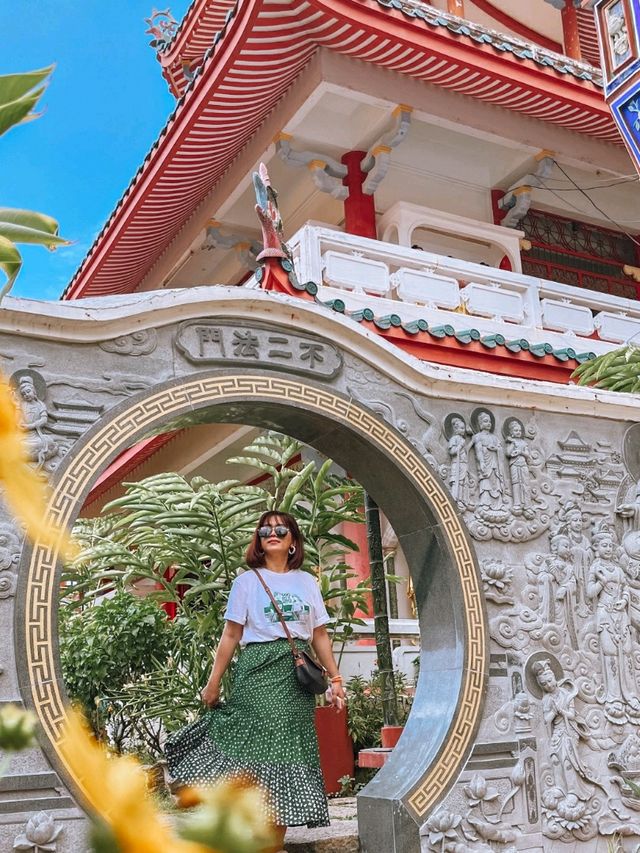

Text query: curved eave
(158, 0), (237, 96)
(64, 0), (618, 301)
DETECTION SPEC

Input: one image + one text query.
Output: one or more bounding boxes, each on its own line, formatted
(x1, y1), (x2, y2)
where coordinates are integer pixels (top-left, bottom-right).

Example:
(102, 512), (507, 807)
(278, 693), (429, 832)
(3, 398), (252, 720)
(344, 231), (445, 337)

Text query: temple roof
(64, 0), (617, 300)
(158, 0), (602, 96)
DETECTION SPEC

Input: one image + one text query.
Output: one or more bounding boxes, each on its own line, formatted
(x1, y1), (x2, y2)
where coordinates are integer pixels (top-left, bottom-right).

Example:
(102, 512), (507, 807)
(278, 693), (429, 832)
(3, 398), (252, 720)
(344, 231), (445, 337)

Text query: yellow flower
(0, 704), (36, 751)
(0, 376), (77, 561)
(60, 709), (212, 853)
(178, 782), (275, 853)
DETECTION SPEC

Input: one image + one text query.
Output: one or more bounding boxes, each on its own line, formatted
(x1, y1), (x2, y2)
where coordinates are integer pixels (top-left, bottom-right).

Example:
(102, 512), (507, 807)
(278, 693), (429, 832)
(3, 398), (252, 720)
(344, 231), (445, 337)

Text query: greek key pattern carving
(24, 374), (486, 818)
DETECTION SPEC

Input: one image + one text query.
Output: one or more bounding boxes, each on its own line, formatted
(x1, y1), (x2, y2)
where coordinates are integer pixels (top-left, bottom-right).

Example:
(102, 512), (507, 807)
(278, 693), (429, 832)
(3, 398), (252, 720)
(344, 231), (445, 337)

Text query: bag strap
(251, 568), (302, 658)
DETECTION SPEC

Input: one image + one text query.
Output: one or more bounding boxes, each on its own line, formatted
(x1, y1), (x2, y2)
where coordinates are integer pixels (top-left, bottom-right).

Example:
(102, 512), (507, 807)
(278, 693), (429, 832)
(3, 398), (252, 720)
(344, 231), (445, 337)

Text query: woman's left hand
(329, 681), (347, 711)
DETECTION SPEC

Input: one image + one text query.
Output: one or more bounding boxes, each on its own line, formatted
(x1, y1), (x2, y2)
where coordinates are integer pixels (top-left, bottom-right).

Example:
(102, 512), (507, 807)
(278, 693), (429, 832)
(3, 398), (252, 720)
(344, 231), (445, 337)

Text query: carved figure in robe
(587, 527), (640, 715)
(533, 659), (595, 801)
(470, 409), (507, 512)
(559, 502), (592, 614)
(538, 533), (578, 649)
(16, 376), (57, 468)
(504, 418), (533, 517)
(446, 415), (471, 509)
(607, 2), (631, 66)
(617, 479), (640, 563)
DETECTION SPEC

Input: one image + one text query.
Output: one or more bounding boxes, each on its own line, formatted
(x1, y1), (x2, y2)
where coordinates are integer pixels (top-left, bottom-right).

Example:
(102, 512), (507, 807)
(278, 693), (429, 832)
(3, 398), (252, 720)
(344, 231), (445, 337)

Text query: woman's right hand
(201, 681), (221, 708)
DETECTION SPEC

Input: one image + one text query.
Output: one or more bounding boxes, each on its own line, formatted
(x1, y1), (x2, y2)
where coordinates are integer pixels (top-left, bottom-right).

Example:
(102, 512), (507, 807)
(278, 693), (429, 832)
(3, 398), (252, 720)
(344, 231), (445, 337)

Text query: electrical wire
(537, 177), (639, 191)
(551, 159), (640, 248)
(535, 176), (602, 216)
(536, 178), (640, 228)
(541, 172), (639, 187)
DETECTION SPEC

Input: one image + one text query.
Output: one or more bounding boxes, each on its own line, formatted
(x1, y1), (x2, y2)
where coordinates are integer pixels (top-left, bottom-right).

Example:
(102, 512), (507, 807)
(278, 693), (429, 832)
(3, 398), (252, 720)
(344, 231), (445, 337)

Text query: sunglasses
(258, 524), (289, 539)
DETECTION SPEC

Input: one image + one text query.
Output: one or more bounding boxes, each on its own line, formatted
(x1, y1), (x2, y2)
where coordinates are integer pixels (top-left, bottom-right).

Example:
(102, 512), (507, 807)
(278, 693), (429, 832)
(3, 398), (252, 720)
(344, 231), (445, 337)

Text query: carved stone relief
(7, 368), (115, 470)
(175, 320), (343, 379)
(0, 523), (20, 573)
(2, 306), (640, 851)
(10, 371), (64, 471)
(428, 410), (640, 849)
(13, 812), (63, 852)
(99, 329), (157, 356)
(439, 407), (552, 542)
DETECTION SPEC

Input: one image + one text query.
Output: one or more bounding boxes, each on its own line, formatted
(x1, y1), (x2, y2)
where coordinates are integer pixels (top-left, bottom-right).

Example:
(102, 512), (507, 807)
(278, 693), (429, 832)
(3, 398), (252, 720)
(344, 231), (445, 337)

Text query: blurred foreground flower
(0, 375), (77, 561)
(61, 709), (275, 853)
(61, 709), (210, 853)
(178, 783), (276, 853)
(0, 704), (36, 751)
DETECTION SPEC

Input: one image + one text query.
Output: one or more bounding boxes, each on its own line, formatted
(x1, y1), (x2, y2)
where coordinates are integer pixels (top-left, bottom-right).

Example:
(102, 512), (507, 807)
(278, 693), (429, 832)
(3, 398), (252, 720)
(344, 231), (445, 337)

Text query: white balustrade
(286, 223), (640, 356)
(392, 268), (460, 310)
(322, 249), (389, 294)
(461, 282), (525, 323)
(594, 312), (640, 344)
(541, 298), (595, 336)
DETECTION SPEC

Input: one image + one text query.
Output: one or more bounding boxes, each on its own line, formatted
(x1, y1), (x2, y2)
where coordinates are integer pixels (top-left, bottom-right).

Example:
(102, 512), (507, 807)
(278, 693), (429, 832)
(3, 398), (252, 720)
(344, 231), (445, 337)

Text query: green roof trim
(310, 290), (599, 367)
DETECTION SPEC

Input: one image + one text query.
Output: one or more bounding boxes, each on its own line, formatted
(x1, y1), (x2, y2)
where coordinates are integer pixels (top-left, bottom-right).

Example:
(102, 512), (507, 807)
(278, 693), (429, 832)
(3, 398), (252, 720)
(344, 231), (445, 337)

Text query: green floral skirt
(165, 638), (329, 828)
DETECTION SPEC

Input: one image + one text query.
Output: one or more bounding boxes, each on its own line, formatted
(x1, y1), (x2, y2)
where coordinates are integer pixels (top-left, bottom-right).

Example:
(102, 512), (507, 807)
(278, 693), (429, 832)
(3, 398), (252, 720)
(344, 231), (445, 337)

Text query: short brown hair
(245, 510), (304, 571)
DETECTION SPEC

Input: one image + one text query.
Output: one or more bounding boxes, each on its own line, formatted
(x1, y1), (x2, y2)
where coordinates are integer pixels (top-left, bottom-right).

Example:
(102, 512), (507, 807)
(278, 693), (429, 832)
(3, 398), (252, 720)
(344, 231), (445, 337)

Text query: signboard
(595, 0), (640, 171)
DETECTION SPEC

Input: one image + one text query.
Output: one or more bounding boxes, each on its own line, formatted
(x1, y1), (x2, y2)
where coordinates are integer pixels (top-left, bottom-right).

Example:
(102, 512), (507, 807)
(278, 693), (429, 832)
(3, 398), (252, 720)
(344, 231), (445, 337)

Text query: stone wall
(1, 288), (639, 852)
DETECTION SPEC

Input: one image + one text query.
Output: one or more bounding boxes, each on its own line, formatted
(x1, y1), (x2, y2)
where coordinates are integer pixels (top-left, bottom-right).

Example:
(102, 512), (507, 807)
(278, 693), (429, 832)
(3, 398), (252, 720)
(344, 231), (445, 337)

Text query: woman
(166, 510), (346, 852)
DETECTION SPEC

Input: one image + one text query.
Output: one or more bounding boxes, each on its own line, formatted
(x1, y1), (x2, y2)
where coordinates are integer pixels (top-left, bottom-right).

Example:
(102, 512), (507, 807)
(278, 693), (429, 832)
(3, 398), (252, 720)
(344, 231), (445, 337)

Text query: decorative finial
(145, 8), (178, 51)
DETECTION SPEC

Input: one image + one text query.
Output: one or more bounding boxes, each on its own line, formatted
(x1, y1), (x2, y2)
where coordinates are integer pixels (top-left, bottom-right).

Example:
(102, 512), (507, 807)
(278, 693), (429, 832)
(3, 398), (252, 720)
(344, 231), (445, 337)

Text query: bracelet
(330, 675), (343, 683)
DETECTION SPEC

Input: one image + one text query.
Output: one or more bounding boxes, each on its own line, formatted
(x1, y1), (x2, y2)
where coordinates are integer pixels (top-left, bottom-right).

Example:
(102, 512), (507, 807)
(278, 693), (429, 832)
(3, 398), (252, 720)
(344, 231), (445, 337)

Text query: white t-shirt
(225, 568), (330, 646)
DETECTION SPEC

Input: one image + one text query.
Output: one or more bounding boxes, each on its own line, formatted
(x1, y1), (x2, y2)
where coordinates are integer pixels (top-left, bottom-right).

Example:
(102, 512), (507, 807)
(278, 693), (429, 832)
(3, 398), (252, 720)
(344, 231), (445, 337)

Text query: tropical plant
(60, 432), (369, 756)
(59, 589), (173, 738)
(572, 345), (640, 394)
(345, 671), (414, 753)
(0, 67), (69, 297)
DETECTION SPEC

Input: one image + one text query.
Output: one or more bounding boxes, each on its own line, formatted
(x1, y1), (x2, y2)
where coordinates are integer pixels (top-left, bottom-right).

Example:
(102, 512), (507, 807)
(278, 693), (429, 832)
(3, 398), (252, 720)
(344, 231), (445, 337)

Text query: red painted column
(447, 0), (464, 14)
(341, 150), (377, 239)
(159, 567), (177, 619)
(342, 518), (376, 647)
(561, 2), (582, 61)
(343, 520), (374, 614)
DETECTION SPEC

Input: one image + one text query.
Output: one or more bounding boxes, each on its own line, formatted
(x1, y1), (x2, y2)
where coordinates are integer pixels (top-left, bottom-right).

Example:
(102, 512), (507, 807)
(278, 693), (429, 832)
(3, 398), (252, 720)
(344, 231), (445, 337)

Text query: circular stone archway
(17, 370), (488, 853)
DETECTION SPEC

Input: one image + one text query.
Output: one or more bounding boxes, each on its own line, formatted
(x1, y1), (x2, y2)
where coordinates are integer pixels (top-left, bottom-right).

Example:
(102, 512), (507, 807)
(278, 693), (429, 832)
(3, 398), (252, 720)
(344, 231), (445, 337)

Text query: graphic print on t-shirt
(264, 592), (310, 623)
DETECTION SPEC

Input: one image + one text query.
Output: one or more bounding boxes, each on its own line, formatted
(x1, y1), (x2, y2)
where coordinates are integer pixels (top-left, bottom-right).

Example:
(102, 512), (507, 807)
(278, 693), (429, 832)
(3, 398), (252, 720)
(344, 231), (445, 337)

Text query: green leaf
(0, 208), (68, 248)
(0, 67), (53, 136)
(0, 235), (21, 297)
(0, 67), (52, 107)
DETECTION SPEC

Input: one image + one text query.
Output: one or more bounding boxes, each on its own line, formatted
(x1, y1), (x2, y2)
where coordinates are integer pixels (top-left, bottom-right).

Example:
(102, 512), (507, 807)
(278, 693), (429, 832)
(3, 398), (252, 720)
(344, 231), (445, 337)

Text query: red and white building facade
(70, 0), (640, 649)
(54, 2), (640, 848)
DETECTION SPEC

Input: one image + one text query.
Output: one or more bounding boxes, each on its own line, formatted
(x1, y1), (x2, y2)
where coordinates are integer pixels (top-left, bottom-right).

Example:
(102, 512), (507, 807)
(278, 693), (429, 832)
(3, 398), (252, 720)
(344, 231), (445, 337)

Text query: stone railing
(288, 225), (640, 355)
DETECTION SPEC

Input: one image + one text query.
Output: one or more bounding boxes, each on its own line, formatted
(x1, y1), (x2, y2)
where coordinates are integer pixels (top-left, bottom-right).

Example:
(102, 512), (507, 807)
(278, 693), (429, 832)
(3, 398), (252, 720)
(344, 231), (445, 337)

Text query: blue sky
(2, 1), (189, 300)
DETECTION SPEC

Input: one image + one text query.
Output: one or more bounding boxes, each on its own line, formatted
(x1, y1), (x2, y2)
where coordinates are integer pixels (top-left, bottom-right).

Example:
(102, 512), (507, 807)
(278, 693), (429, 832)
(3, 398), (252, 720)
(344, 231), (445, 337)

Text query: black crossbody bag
(252, 568), (328, 695)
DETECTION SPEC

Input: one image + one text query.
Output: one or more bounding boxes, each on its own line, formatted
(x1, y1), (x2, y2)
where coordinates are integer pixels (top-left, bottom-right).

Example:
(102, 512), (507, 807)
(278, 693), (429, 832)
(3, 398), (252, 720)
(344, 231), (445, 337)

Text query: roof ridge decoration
(376, 0), (602, 84)
(154, 0), (238, 95)
(159, 0), (603, 95)
(145, 8), (179, 51)
(64, 0), (618, 300)
(252, 163), (307, 294)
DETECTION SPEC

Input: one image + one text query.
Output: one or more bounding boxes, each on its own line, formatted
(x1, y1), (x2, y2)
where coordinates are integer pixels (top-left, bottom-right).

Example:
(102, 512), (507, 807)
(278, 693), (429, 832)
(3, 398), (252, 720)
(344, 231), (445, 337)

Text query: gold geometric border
(23, 374), (487, 820)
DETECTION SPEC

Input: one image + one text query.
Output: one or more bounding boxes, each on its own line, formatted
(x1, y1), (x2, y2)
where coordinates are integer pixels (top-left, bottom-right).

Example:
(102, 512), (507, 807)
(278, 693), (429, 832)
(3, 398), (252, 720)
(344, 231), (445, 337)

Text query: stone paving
(284, 797), (359, 852)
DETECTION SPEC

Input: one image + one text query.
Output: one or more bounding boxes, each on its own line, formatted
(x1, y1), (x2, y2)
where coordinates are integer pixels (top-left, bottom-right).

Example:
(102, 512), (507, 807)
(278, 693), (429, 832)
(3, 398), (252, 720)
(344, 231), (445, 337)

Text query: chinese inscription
(175, 321), (342, 378)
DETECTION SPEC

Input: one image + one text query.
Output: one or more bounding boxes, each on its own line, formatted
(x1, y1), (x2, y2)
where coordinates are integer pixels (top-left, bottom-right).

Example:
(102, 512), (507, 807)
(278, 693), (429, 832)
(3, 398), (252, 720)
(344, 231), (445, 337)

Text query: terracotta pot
(380, 725), (404, 749)
(314, 705), (354, 795)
